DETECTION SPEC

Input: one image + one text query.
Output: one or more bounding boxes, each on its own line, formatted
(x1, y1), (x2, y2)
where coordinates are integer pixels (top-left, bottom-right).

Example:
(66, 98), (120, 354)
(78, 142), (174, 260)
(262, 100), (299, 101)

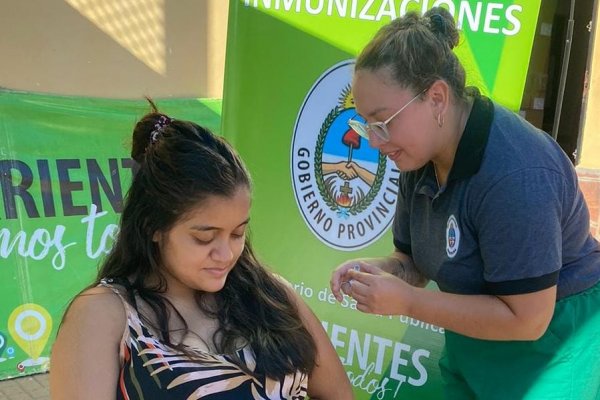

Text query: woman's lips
(385, 150), (401, 161)
(204, 268), (228, 278)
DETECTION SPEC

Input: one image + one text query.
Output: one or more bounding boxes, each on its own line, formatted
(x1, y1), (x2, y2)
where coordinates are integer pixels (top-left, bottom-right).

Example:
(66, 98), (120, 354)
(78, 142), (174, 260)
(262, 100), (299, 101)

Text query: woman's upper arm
(498, 285), (557, 339)
(50, 286), (126, 400)
(284, 286), (353, 400)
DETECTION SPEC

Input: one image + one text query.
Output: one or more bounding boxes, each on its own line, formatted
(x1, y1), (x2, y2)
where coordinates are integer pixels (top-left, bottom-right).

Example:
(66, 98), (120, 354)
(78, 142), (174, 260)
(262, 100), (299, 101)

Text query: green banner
(0, 90), (221, 380)
(223, 1), (541, 398)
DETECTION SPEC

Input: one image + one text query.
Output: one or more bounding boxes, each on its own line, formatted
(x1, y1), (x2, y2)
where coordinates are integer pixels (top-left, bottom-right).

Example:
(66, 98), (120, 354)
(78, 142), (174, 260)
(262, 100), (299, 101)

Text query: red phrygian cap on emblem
(342, 129), (361, 149)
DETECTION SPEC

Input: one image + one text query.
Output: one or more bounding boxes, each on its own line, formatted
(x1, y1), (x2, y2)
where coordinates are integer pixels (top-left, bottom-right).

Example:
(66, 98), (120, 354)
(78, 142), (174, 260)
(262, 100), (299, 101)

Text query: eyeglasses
(348, 88), (427, 142)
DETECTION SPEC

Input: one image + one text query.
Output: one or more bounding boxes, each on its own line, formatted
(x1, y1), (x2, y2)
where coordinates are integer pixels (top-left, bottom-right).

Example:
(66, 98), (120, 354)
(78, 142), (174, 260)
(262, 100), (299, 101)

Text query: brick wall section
(577, 168), (600, 241)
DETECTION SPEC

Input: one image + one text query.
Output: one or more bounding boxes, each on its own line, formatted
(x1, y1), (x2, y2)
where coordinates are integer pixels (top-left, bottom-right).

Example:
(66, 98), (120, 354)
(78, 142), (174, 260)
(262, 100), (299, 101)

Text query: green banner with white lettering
(223, 1), (541, 398)
(0, 90), (221, 380)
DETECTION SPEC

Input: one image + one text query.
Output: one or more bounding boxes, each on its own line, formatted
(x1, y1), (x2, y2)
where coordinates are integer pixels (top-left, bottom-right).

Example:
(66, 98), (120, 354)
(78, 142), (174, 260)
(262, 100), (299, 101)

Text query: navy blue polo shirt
(393, 90), (600, 300)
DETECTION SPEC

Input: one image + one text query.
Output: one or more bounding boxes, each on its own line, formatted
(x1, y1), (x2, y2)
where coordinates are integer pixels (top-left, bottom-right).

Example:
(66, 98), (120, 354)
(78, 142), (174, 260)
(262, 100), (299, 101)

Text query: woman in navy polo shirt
(331, 7), (600, 399)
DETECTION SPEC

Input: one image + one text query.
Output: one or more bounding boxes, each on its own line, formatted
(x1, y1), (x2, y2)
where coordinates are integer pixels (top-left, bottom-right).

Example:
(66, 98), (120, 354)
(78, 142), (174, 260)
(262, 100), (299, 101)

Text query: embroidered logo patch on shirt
(446, 215), (460, 258)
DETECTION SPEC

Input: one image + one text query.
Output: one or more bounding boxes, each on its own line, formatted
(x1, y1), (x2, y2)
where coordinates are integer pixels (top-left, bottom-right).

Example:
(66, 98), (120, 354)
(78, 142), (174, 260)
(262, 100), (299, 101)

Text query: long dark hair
(90, 100), (316, 379)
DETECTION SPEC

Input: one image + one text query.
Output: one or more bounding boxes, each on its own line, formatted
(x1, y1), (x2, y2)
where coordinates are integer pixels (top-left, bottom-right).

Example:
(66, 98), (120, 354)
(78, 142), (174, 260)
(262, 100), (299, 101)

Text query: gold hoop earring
(437, 113), (444, 128)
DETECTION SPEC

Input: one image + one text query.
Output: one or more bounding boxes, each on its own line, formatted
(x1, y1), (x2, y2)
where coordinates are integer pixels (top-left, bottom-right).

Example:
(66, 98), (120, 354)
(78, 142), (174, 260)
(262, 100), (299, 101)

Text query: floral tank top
(100, 280), (308, 399)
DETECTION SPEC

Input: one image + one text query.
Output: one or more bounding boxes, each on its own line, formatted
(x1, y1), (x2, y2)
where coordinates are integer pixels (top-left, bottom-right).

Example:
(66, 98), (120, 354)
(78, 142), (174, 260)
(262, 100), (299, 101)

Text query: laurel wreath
(314, 107), (386, 215)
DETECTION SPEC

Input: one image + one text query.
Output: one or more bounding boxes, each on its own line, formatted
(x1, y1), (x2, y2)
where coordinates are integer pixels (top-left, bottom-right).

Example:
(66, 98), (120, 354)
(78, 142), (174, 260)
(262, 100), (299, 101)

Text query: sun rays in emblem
(338, 84), (355, 110)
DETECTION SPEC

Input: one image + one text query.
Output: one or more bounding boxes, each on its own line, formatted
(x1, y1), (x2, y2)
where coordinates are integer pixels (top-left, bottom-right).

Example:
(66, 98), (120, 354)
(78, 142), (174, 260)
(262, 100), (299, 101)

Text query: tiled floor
(0, 373), (49, 400)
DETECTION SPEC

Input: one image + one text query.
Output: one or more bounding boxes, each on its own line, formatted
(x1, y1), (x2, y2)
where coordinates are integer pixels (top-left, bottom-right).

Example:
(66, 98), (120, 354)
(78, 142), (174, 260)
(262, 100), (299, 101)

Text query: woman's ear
(427, 79), (450, 124)
(152, 231), (161, 243)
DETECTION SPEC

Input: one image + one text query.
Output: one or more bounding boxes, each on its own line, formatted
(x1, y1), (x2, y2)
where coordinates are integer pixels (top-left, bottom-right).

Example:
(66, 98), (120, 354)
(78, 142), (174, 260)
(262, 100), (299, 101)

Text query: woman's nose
(368, 131), (385, 149)
(211, 239), (234, 263)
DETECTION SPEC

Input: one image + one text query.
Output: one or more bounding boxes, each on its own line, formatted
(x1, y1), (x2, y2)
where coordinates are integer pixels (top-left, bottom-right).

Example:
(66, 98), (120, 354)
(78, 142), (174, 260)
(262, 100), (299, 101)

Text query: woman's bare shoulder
(50, 285), (127, 398)
(61, 285), (126, 337)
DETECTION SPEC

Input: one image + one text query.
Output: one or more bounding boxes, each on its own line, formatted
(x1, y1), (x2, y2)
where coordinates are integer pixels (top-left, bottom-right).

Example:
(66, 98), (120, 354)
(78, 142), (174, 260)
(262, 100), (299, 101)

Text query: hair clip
(150, 115), (172, 143)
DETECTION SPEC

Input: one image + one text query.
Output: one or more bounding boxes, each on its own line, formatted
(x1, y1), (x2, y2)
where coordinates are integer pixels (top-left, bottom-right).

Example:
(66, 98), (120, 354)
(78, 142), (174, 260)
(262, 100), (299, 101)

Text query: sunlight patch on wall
(64, 0), (166, 75)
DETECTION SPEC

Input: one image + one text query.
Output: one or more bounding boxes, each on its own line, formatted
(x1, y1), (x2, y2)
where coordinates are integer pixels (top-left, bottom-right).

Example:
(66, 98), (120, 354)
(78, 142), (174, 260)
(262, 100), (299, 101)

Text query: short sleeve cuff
(484, 270), (559, 295)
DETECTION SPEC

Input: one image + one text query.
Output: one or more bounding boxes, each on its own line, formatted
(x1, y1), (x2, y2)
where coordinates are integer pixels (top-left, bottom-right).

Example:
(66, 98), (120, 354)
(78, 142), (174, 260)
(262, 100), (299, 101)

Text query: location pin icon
(0, 331), (6, 357)
(8, 304), (52, 360)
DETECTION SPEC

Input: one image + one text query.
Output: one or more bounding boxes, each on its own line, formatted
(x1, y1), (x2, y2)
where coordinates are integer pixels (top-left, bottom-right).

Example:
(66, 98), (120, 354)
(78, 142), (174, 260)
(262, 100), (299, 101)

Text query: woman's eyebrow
(190, 218), (250, 231)
(362, 107), (388, 118)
